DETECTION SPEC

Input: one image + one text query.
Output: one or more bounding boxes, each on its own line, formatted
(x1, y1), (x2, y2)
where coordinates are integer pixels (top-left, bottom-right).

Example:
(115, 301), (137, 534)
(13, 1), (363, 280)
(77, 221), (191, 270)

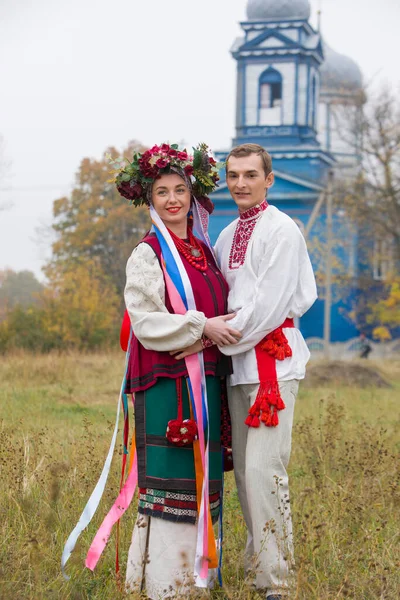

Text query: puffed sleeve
(124, 242), (207, 351)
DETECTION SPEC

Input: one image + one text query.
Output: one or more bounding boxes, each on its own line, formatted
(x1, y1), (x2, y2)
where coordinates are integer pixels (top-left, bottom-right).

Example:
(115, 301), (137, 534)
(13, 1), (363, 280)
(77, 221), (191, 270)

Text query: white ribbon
(61, 350), (130, 579)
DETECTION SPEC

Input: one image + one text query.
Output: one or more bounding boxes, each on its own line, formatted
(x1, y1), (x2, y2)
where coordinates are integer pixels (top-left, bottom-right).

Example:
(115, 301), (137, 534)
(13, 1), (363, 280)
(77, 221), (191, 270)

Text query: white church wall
(329, 104), (358, 156)
(259, 105), (281, 125)
(246, 30), (261, 42)
(280, 28), (298, 42)
(281, 62), (296, 124)
(297, 63), (308, 125)
(259, 37), (285, 48)
(318, 100), (360, 172)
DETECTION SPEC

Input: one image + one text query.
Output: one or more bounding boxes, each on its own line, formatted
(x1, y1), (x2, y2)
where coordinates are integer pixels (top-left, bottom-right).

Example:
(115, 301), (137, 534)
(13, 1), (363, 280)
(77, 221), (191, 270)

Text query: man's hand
(203, 314), (242, 346)
(170, 339), (203, 360)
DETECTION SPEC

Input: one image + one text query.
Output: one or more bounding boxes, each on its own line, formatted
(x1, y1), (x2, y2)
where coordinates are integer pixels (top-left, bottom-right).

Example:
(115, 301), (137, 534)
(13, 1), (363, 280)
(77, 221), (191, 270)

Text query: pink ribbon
(162, 263), (211, 582)
(85, 451), (138, 571)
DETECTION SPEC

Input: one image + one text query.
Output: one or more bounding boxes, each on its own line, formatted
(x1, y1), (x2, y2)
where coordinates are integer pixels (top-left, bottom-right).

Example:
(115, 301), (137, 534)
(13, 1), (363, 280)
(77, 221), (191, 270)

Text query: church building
(210, 0), (366, 344)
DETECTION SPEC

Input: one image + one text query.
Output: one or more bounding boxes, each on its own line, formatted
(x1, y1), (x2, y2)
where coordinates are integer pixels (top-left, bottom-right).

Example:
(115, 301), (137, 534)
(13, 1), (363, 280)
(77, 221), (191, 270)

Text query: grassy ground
(0, 352), (399, 599)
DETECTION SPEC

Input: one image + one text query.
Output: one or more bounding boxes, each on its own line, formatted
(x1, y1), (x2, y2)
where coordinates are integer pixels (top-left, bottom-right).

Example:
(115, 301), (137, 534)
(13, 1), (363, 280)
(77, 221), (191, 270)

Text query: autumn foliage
(0, 142), (151, 352)
(47, 141), (150, 297)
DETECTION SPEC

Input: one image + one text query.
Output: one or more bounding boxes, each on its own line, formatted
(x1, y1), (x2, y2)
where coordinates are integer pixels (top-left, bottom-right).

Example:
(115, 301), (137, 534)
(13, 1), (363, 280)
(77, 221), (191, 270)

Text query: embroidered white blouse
(214, 204), (317, 385)
(124, 242), (207, 352)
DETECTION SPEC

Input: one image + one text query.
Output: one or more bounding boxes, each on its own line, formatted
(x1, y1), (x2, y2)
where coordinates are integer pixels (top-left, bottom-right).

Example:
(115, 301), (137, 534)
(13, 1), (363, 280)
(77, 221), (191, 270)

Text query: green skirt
(135, 376), (223, 493)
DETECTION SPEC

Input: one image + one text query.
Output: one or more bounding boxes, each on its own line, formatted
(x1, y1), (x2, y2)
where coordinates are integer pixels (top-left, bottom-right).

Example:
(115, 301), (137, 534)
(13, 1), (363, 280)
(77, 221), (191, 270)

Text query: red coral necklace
(168, 227), (207, 271)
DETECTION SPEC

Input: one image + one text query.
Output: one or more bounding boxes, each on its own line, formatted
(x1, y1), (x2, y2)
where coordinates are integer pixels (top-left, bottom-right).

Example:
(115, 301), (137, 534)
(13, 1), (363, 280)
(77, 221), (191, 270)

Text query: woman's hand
(203, 314), (242, 346)
(170, 339), (203, 360)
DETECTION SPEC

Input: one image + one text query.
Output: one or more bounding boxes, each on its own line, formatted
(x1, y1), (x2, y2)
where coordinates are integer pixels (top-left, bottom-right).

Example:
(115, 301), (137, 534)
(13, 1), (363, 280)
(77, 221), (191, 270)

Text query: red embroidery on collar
(229, 200), (268, 270)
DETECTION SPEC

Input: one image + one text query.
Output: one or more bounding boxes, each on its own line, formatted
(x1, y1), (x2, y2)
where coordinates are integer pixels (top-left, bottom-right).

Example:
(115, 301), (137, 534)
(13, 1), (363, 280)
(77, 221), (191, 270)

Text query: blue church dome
(247, 0), (311, 21)
(321, 44), (363, 93)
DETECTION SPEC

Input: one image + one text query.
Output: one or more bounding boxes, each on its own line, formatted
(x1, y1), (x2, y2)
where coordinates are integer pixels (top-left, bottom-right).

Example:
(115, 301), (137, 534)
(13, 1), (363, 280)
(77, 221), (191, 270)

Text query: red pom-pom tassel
(271, 411), (279, 427)
(276, 396), (286, 411)
(166, 419), (198, 446)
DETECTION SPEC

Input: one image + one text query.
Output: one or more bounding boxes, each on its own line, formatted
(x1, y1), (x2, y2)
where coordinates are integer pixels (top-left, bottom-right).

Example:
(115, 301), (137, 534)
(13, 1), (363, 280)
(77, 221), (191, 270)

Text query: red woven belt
(245, 318), (294, 428)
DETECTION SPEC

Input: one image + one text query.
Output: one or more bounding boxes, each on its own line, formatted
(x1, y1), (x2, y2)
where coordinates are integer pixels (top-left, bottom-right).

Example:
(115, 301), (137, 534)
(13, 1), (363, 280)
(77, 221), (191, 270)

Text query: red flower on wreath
(184, 165), (194, 177)
(141, 150), (152, 161)
(156, 158), (169, 169)
(117, 181), (143, 201)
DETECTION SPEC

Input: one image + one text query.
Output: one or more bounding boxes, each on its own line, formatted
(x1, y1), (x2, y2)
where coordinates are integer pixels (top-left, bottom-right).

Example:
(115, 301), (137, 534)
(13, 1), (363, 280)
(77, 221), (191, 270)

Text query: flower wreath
(109, 143), (224, 208)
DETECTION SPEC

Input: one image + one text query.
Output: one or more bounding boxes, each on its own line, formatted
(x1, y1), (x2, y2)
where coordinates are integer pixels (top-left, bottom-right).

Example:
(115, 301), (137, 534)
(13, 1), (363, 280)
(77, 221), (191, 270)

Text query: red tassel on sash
(245, 318), (295, 429)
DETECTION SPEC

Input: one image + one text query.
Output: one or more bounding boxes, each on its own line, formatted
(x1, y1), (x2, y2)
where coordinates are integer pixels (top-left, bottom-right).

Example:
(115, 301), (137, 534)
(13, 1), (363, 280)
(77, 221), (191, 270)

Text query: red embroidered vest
(125, 233), (231, 393)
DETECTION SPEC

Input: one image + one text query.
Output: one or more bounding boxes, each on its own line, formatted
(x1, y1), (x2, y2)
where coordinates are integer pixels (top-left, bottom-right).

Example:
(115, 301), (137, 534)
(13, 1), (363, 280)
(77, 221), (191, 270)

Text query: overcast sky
(0, 0), (399, 280)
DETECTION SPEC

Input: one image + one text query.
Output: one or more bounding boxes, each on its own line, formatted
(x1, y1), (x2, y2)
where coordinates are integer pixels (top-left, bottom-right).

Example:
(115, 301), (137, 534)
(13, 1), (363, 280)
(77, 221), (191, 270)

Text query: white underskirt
(125, 514), (216, 599)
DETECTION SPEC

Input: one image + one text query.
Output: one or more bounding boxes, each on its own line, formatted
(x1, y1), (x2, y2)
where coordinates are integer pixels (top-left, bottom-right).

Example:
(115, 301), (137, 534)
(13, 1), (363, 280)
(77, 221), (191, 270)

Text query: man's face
(226, 153), (274, 212)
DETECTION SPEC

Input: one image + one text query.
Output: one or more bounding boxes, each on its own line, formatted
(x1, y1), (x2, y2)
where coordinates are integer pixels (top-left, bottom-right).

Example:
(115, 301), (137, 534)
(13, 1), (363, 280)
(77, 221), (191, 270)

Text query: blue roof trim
(240, 29), (298, 51)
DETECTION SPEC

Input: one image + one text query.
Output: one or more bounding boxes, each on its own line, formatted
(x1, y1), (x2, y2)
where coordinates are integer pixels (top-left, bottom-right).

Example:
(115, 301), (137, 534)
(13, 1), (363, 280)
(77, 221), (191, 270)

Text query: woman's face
(151, 173), (191, 229)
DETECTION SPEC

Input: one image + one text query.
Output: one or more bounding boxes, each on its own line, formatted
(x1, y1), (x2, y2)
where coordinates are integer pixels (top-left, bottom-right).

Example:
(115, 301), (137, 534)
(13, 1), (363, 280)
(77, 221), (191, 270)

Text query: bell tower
(234, 0), (323, 148)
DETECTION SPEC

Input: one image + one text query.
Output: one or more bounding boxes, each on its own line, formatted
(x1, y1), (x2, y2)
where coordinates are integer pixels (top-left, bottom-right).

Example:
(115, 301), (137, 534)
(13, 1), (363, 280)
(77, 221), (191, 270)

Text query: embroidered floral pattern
(228, 200), (268, 270)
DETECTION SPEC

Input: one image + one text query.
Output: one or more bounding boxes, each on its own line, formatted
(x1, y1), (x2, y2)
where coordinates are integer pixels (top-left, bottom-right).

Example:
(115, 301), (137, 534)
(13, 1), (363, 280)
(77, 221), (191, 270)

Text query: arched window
(259, 67), (283, 109)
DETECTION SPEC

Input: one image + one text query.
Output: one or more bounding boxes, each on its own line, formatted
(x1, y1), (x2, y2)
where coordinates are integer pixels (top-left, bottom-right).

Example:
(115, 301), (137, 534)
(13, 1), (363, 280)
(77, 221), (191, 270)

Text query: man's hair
(226, 144), (273, 177)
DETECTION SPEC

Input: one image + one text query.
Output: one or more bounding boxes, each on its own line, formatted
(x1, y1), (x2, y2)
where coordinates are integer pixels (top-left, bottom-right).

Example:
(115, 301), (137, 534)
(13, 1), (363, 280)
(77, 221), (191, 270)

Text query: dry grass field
(0, 352), (399, 599)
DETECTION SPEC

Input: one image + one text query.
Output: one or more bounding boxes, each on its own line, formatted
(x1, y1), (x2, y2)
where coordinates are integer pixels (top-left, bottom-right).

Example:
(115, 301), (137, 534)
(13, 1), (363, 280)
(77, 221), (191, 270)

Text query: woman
(119, 144), (240, 599)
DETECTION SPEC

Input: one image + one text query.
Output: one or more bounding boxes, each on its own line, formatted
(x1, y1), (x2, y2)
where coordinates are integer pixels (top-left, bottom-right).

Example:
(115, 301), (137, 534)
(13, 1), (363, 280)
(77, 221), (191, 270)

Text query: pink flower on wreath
(161, 143), (171, 153)
(184, 164), (194, 177)
(168, 148), (178, 158)
(150, 145), (161, 154)
(156, 158), (169, 169)
(177, 151), (188, 161)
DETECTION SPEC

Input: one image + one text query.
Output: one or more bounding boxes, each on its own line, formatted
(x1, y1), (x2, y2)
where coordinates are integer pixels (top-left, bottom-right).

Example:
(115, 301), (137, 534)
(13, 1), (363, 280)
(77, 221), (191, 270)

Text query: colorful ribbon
(151, 205), (217, 587)
(85, 442), (138, 571)
(61, 340), (132, 579)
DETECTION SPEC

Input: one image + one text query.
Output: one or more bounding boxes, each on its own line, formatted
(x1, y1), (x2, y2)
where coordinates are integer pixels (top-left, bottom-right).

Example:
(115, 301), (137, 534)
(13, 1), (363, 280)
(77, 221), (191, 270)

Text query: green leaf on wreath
(193, 149), (202, 170)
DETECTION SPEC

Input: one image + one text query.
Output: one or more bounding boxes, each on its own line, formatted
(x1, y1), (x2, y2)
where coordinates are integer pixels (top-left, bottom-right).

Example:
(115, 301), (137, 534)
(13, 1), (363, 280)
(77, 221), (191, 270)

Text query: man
(215, 143), (317, 599)
(359, 332), (372, 359)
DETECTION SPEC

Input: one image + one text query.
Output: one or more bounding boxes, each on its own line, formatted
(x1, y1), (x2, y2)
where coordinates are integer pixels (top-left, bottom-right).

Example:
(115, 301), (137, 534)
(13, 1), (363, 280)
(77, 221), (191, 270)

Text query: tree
(327, 86), (400, 337)
(46, 141), (151, 299)
(0, 269), (44, 321)
(41, 260), (120, 350)
(339, 86), (400, 260)
(367, 277), (400, 341)
(0, 261), (121, 353)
